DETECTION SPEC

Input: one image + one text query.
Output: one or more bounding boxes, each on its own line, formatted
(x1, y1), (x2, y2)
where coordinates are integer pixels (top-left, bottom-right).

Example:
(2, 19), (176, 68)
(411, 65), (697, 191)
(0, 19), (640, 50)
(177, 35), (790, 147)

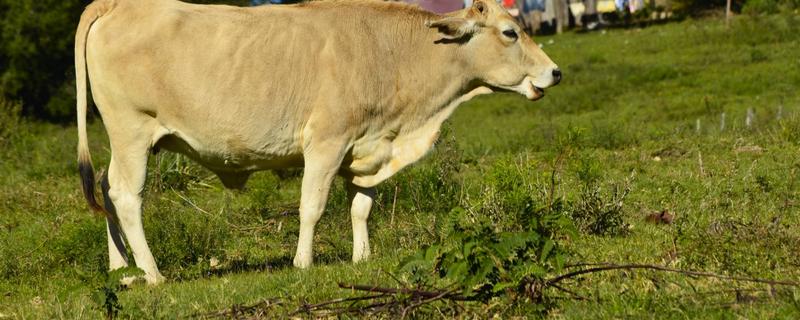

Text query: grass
(2, 13), (800, 318)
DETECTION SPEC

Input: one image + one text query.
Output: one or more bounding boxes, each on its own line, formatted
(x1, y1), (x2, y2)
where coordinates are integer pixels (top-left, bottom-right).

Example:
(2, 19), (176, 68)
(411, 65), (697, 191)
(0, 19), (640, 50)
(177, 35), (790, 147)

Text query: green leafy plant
(91, 267), (144, 320)
(401, 155), (577, 309)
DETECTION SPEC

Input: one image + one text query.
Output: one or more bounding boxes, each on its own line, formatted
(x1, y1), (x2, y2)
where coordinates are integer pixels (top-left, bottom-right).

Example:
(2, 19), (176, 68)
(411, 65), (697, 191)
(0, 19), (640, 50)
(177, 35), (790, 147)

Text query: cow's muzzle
(552, 68), (562, 86)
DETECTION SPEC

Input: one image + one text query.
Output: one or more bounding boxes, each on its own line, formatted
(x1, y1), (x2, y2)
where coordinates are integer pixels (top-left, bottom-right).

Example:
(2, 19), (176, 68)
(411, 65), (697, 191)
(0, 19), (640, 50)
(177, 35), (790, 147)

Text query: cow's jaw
(517, 76), (545, 101)
(491, 76), (545, 101)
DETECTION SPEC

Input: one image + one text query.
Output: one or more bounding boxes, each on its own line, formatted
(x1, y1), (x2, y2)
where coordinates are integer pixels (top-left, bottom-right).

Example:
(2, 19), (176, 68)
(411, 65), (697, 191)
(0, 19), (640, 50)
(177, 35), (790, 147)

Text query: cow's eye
(502, 29), (518, 40)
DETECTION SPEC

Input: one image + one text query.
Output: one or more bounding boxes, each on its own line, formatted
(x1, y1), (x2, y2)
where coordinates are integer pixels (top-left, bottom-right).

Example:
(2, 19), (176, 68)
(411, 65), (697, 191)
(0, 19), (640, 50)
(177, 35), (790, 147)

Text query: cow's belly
(153, 126), (304, 173)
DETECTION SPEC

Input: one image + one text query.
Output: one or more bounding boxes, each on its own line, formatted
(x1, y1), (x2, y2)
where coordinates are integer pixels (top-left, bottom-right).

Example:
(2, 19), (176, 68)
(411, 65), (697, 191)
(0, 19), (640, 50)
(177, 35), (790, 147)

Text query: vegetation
(1, 12), (800, 319)
(0, 0), (794, 121)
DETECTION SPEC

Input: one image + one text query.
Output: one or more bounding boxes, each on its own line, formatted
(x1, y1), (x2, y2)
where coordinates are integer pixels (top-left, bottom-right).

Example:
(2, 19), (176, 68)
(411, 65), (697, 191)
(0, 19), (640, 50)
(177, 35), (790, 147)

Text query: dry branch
(191, 298), (282, 319)
(338, 283), (471, 301)
(547, 263), (800, 287)
(194, 262), (800, 318)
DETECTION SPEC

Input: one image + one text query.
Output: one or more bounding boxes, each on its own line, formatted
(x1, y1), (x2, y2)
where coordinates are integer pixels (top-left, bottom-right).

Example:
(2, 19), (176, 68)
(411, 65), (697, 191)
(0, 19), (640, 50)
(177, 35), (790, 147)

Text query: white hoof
(293, 255), (312, 269)
(145, 273), (166, 285)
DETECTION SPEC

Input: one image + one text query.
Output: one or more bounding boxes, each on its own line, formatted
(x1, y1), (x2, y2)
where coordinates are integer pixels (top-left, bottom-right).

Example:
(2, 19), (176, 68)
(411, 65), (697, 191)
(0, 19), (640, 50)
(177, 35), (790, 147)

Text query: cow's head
(426, 0), (560, 100)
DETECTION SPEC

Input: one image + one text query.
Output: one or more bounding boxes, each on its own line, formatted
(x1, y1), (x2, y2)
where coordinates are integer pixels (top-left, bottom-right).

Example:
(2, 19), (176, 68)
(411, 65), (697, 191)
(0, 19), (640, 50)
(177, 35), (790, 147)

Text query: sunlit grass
(1, 14), (799, 318)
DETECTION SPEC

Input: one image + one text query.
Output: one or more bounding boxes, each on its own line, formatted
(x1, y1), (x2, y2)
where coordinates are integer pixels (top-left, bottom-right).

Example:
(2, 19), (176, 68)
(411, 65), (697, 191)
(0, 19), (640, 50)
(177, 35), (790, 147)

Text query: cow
(75, 0), (561, 284)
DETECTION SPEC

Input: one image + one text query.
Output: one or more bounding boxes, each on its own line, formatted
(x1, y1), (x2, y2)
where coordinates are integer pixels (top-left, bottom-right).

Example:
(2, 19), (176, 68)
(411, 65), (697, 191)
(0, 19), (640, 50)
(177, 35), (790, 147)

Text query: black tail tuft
(79, 159), (107, 216)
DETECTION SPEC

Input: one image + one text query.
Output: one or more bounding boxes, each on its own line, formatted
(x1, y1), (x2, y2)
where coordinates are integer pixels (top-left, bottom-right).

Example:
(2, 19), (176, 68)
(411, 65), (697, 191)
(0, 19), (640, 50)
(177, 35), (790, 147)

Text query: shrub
(743, 0), (800, 14)
(0, 97), (21, 145)
(401, 205), (575, 306)
(571, 182), (631, 236)
(400, 154), (578, 309)
(0, 0), (88, 120)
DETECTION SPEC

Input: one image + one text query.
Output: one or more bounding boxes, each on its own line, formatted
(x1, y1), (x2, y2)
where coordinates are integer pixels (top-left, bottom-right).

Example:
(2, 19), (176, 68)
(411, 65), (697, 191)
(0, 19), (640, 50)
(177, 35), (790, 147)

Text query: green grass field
(2, 14), (800, 318)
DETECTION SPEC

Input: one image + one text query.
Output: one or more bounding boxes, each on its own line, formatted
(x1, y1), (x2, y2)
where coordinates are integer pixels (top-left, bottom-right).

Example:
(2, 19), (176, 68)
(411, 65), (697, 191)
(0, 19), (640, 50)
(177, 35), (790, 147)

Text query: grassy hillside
(1, 14), (799, 318)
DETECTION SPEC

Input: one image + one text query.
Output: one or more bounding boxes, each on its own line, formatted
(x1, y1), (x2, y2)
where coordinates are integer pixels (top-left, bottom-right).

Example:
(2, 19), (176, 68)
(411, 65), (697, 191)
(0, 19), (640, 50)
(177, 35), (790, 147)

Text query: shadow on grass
(204, 250), (351, 278)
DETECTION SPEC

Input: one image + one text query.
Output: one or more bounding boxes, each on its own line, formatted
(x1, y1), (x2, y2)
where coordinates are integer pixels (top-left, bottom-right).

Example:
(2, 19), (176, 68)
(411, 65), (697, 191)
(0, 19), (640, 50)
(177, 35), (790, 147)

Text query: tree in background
(0, 0), (249, 122)
(0, 0), (90, 120)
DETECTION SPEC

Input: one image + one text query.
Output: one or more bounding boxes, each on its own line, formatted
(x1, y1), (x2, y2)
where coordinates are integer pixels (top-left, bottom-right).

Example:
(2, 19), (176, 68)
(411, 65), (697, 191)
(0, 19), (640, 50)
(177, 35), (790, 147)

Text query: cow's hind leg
(101, 173), (130, 271)
(105, 126), (164, 284)
(347, 183), (375, 263)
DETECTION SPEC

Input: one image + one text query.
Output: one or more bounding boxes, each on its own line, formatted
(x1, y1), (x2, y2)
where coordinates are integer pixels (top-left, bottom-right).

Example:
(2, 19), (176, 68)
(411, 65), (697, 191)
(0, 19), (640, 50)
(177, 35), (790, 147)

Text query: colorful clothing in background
(522, 0), (545, 12)
(409, 0), (464, 13)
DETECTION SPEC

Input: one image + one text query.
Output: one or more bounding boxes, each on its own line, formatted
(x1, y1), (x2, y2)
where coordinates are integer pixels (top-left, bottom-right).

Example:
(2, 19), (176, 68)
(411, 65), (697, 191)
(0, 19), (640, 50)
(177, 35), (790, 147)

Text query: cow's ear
(471, 0), (487, 17)
(425, 17), (480, 40)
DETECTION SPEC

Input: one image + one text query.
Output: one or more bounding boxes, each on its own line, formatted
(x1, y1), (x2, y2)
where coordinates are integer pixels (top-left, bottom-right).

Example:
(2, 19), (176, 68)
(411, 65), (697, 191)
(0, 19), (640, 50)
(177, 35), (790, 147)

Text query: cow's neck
(390, 33), (482, 135)
(348, 32), (489, 187)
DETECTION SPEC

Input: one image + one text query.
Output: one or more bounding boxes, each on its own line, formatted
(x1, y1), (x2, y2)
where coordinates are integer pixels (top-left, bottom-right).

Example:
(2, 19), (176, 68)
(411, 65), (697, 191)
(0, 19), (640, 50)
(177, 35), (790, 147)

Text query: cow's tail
(76, 0), (115, 217)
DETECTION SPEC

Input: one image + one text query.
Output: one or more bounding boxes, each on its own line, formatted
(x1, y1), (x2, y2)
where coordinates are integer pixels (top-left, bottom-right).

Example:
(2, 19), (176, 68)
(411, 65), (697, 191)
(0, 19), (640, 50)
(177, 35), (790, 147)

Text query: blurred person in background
(581, 0), (602, 30)
(409, 0), (464, 13)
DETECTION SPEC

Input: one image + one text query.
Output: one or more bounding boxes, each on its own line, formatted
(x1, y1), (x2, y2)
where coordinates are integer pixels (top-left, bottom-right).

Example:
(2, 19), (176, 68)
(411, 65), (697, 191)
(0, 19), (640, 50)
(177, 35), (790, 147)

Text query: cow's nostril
(552, 68), (562, 85)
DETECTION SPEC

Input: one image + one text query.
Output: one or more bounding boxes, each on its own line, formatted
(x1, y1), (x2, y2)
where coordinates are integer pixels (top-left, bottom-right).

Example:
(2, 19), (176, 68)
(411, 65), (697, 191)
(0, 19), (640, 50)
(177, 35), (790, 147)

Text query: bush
(743, 0), (800, 13)
(0, 0), (89, 120)
(400, 154), (580, 307)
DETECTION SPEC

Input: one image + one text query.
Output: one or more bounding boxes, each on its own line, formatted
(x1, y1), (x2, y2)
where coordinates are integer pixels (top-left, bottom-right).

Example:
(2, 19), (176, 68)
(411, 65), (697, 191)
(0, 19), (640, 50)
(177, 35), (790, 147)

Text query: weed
(571, 179), (632, 236)
(151, 153), (204, 191)
(91, 267), (144, 320)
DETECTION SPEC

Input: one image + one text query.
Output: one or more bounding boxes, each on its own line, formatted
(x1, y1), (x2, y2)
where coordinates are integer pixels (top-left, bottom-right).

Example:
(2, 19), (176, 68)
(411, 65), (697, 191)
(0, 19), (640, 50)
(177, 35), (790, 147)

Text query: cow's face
(427, 0), (560, 100)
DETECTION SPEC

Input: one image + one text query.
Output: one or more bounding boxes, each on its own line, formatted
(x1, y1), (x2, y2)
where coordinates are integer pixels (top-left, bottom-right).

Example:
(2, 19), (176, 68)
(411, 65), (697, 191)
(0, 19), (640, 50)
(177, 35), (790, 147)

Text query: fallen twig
(338, 283), (472, 301)
(288, 293), (388, 316)
(548, 283), (589, 301)
(400, 288), (459, 318)
(191, 298), (282, 319)
(547, 263), (800, 287)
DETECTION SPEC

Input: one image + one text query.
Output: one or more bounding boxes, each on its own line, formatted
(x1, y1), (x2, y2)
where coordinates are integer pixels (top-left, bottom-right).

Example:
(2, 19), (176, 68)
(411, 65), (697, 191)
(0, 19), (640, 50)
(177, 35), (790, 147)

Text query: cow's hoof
(119, 273), (165, 286)
(293, 255), (312, 269)
(145, 273), (166, 285)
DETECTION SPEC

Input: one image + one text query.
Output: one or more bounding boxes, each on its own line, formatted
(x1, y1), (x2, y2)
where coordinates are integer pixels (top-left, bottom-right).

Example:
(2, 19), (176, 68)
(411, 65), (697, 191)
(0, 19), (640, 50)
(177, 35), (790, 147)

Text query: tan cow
(75, 0), (560, 284)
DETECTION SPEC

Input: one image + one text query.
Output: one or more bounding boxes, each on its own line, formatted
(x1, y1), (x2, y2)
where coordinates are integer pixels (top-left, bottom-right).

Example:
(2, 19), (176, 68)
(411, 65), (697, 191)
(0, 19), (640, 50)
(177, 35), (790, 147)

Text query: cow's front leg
(347, 183), (375, 263)
(293, 145), (346, 269)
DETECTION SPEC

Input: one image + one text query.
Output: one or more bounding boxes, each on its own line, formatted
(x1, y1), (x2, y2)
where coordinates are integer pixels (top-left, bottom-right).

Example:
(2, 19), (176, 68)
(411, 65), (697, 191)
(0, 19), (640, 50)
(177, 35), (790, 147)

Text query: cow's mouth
(488, 78), (546, 101)
(524, 79), (545, 101)
(530, 85), (545, 101)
